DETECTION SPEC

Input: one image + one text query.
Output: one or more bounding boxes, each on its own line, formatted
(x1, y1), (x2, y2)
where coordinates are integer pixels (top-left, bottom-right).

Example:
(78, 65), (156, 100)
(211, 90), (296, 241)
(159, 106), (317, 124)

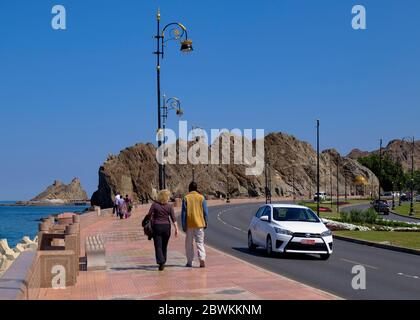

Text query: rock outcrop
(30, 178), (88, 204)
(91, 132), (379, 208)
(347, 139), (420, 172)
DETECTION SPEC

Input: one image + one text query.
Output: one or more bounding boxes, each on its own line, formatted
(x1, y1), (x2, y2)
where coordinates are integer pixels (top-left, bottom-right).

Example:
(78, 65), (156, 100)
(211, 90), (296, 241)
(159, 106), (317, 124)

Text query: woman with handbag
(144, 189), (179, 271)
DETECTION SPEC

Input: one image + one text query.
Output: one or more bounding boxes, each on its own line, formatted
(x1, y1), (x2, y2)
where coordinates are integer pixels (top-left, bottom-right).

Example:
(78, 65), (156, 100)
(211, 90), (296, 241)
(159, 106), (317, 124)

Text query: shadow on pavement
(232, 247), (323, 261)
(109, 264), (187, 272)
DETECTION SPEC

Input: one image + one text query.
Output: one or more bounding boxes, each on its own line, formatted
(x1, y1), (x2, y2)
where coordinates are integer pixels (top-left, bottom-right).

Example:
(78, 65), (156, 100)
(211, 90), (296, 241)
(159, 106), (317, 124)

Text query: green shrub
(364, 208), (378, 224)
(340, 210), (350, 222)
(340, 209), (378, 225)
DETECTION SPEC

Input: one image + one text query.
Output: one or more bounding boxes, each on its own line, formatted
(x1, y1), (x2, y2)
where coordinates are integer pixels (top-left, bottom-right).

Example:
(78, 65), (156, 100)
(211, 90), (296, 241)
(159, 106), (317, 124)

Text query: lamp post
(292, 167), (296, 203)
(336, 155), (340, 213)
(402, 136), (415, 216)
(160, 95), (184, 188)
(392, 181), (395, 210)
(330, 156), (333, 208)
(265, 160), (272, 204)
(316, 120), (320, 216)
(378, 139), (383, 202)
(345, 175), (348, 201)
(191, 125), (203, 183)
(154, 9), (193, 190)
(226, 165), (231, 203)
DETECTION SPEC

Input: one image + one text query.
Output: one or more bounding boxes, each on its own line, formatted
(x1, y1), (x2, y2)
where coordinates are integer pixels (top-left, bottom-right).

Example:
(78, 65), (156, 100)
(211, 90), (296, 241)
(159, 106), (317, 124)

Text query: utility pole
(265, 160), (272, 204)
(345, 176), (348, 201)
(378, 138), (383, 202)
(226, 165), (230, 203)
(330, 156), (333, 208)
(336, 156), (340, 213)
(316, 120), (320, 216)
(410, 137), (415, 216)
(292, 167), (296, 203)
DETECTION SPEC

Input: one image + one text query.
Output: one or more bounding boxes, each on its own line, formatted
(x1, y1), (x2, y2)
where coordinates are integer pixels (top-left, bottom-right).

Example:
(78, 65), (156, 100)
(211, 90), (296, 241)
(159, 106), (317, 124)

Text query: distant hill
(31, 178), (88, 203)
(347, 139), (420, 171)
(91, 132), (378, 208)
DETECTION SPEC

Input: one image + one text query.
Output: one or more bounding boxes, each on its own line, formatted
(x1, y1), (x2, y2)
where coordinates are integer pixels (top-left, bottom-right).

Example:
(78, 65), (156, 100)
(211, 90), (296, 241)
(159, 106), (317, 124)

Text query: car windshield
(272, 207), (320, 222)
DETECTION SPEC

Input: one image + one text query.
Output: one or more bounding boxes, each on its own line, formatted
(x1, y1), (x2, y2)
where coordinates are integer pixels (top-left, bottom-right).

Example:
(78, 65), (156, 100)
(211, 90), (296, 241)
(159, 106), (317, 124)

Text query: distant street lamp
(160, 95), (184, 188)
(344, 175), (348, 201)
(392, 181), (396, 210)
(378, 139), (383, 202)
(265, 159), (272, 204)
(154, 9), (193, 190)
(226, 165), (231, 203)
(330, 156), (333, 207)
(402, 136), (415, 216)
(292, 167), (296, 203)
(336, 155), (340, 213)
(191, 125), (203, 183)
(316, 120), (320, 216)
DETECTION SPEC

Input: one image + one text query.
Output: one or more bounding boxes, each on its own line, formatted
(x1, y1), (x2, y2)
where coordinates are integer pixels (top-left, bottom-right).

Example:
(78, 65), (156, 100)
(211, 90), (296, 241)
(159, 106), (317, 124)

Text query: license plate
(301, 239), (316, 245)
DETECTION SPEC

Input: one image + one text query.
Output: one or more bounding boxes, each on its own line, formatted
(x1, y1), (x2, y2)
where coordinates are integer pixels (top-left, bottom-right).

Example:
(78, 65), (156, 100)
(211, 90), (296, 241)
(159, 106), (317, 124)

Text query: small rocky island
(17, 178), (89, 206)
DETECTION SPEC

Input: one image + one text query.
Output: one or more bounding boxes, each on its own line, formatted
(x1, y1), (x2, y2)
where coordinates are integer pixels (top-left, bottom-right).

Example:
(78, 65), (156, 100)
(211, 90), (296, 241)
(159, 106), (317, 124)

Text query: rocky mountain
(91, 132), (379, 208)
(31, 178), (88, 203)
(347, 139), (420, 171)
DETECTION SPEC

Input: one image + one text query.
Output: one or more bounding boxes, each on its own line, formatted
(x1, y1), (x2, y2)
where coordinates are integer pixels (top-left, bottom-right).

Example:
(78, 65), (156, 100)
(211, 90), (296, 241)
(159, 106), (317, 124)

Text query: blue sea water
(0, 201), (88, 247)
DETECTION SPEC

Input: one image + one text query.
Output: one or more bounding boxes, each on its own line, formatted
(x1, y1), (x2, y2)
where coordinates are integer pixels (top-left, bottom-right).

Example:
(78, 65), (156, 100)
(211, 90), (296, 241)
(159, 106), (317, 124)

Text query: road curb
(333, 235), (420, 256)
(390, 210), (420, 221)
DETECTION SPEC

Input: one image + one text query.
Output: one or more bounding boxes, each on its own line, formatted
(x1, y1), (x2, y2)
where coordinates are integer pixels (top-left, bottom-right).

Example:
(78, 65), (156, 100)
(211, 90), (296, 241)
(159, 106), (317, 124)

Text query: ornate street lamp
(265, 159), (272, 204)
(378, 138), (383, 203)
(191, 125), (203, 183)
(160, 95), (184, 188)
(392, 180), (396, 210)
(316, 120), (320, 216)
(402, 136), (415, 215)
(154, 9), (193, 190)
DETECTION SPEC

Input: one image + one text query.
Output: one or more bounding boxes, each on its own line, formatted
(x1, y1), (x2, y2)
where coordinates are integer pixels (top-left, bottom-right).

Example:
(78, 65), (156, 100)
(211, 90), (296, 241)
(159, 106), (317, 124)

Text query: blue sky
(0, 0), (419, 200)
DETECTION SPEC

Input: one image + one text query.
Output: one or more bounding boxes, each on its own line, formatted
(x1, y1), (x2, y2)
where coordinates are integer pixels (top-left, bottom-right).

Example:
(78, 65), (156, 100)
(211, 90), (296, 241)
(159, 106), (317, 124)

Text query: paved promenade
(36, 199), (338, 300)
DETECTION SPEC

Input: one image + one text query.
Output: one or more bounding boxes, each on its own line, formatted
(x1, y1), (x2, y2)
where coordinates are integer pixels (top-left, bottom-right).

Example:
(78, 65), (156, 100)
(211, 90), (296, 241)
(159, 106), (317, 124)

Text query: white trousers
(185, 228), (206, 264)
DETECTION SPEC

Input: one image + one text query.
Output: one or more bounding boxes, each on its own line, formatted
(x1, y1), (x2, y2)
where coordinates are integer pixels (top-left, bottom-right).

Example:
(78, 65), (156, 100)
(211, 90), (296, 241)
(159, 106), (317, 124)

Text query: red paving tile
(37, 200), (339, 300)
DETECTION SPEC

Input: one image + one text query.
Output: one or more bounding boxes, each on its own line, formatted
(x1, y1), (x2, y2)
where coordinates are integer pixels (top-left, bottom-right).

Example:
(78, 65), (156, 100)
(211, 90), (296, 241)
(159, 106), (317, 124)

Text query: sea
(0, 201), (89, 247)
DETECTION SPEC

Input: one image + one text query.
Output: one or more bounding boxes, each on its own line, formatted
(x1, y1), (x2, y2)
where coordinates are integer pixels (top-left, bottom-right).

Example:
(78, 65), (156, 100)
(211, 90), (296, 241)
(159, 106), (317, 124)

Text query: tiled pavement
(36, 199), (339, 300)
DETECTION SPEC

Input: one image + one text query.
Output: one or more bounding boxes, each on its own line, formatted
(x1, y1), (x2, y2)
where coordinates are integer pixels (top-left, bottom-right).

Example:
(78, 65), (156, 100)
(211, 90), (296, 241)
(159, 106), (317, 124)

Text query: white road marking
(217, 207), (248, 234)
(340, 258), (378, 270)
(397, 273), (420, 280)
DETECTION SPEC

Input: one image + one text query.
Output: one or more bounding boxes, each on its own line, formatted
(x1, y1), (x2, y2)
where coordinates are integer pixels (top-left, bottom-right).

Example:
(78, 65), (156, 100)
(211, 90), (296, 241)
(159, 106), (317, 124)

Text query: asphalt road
(342, 203), (420, 223)
(202, 202), (420, 299)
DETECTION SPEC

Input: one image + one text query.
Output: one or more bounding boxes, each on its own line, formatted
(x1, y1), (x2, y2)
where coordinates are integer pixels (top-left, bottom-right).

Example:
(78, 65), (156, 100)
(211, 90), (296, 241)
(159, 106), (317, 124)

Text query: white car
(248, 204), (333, 260)
(313, 192), (327, 202)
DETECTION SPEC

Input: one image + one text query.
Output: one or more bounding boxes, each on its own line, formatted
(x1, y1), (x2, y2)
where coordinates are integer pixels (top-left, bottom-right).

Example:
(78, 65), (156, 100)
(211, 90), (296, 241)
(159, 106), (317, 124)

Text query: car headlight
(321, 229), (332, 237)
(274, 227), (293, 235)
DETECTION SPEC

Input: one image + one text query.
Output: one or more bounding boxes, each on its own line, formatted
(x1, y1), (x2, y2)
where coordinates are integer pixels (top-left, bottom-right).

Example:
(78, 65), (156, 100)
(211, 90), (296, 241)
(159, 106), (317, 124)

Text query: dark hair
(189, 181), (198, 192)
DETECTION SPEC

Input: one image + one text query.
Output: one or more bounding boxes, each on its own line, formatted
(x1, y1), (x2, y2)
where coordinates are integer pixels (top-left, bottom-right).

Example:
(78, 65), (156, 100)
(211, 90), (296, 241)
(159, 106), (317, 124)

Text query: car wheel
(248, 232), (256, 251)
(266, 236), (273, 256)
(320, 254), (330, 260)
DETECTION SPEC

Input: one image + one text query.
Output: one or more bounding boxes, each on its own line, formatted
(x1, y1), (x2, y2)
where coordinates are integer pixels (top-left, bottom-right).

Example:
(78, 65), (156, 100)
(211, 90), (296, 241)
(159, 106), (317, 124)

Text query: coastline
(0, 202), (90, 248)
(0, 201), (91, 207)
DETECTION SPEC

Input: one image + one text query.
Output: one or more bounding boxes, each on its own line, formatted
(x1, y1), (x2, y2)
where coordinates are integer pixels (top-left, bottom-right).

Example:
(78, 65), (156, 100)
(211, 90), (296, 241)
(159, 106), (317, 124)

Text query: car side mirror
(260, 216), (269, 222)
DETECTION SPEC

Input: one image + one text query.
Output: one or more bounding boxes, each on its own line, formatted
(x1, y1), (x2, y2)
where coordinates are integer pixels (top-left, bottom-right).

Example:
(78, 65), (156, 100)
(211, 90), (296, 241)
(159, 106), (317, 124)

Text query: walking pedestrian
(114, 193), (121, 217)
(144, 190), (179, 271)
(181, 182), (208, 268)
(117, 196), (127, 219)
(125, 194), (132, 218)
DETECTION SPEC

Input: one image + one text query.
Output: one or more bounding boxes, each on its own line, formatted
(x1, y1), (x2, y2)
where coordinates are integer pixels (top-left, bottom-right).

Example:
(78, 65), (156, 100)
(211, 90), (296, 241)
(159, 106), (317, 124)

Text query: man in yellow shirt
(181, 182), (209, 268)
